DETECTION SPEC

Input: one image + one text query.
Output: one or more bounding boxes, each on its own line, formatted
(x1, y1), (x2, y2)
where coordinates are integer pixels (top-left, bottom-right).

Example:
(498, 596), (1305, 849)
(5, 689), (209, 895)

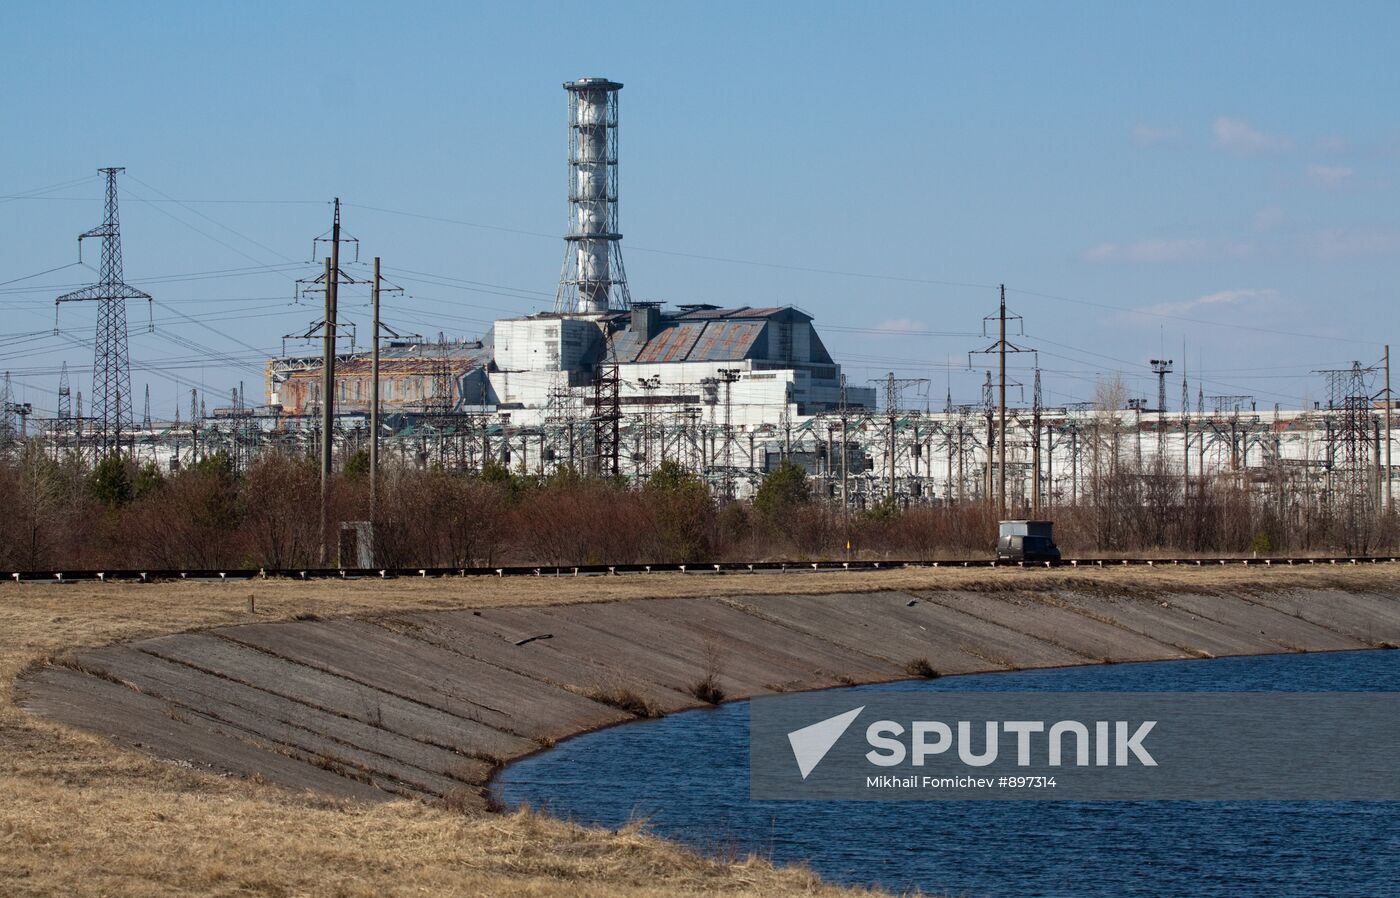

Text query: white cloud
(1300, 228), (1400, 260)
(1305, 164), (1354, 187)
(1083, 238), (1207, 263)
(1213, 116), (1291, 155)
(1132, 123), (1180, 147)
(1142, 288), (1277, 316)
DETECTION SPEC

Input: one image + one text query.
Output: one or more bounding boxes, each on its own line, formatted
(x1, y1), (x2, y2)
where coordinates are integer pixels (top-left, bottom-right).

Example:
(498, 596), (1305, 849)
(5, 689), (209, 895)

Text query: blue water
(497, 650), (1400, 898)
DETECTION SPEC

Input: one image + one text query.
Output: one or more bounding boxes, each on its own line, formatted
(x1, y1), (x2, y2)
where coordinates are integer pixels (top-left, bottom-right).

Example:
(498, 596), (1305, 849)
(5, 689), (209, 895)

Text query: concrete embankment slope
(17, 583), (1400, 803)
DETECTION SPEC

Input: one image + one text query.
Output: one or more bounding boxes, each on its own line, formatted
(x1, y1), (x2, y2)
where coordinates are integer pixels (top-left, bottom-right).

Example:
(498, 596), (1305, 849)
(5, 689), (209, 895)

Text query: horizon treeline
(0, 445), (1394, 571)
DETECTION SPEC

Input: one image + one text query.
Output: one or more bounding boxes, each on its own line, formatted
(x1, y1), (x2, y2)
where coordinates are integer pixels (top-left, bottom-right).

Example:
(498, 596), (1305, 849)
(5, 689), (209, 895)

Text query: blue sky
(2, 1), (1397, 416)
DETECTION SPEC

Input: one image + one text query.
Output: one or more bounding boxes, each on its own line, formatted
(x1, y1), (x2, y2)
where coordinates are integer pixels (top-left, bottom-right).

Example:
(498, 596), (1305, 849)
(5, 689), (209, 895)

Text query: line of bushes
(0, 446), (1392, 570)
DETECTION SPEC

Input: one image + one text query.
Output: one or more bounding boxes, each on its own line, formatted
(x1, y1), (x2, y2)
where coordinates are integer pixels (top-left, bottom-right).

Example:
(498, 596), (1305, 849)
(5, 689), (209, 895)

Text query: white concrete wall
(493, 318), (601, 373)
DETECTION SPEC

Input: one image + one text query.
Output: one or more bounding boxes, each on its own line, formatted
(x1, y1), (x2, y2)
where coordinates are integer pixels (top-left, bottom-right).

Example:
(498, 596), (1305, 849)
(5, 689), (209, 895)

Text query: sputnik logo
(787, 706), (864, 779)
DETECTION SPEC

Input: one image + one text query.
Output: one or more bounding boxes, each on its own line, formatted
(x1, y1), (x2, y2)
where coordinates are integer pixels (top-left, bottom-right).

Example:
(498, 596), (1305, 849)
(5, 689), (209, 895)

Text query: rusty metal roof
(608, 328), (646, 363)
(688, 320), (765, 361)
(635, 321), (706, 363)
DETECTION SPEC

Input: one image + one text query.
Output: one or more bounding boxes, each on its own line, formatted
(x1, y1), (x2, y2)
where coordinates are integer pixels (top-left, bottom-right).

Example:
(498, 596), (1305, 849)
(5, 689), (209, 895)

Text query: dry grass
(579, 685), (666, 719)
(1, 564), (1394, 897)
(902, 658), (939, 679)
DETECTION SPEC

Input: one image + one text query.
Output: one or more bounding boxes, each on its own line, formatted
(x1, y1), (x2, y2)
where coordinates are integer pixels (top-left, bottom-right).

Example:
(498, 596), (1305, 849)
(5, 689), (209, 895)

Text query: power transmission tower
(0, 373), (14, 447)
(189, 388), (200, 464)
(57, 362), (72, 422)
(142, 385), (152, 432)
(54, 363), (73, 454)
(1, 373), (35, 446)
(424, 333), (457, 468)
(638, 374), (661, 476)
(428, 333), (454, 414)
(1315, 362), (1379, 553)
(1151, 359), (1173, 459)
(868, 372), (927, 505)
(231, 386), (243, 473)
(592, 331), (622, 477)
(717, 368), (741, 499)
(55, 168), (152, 457)
(1150, 359), (1174, 413)
(1181, 365), (1191, 501)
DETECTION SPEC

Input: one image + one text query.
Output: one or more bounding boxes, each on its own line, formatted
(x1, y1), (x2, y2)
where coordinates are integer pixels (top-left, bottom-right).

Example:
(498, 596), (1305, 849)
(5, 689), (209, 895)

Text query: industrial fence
(7, 555), (1399, 584)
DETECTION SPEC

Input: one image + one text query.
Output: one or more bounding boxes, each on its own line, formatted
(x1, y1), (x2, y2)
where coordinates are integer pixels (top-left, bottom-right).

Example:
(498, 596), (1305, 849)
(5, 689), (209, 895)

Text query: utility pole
(292, 199), (361, 563)
(982, 371), (994, 504)
(320, 253), (335, 563)
(370, 257), (381, 518)
(1031, 367), (1042, 515)
(969, 287), (1033, 518)
(998, 287), (1007, 517)
(839, 373), (849, 522)
(1181, 366), (1191, 507)
(1385, 345), (1392, 511)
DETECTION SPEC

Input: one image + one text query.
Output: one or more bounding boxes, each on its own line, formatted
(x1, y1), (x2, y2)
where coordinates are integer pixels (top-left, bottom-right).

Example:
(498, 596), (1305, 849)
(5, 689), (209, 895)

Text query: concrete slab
(1242, 589), (1400, 645)
(138, 632), (534, 761)
(222, 619), (621, 740)
(75, 646), (487, 796)
(732, 592), (1087, 672)
(627, 598), (903, 690)
(20, 585), (1398, 803)
(1158, 592), (1368, 652)
(556, 600), (851, 699)
(16, 667), (392, 801)
(1041, 590), (1284, 657)
(389, 610), (693, 713)
(461, 606), (712, 710)
(915, 591), (1190, 662)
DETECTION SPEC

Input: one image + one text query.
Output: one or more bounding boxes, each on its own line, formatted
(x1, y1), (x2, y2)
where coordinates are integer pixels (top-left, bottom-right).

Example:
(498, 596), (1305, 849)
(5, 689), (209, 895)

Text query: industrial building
(263, 76), (875, 487)
(246, 78), (1397, 512)
(267, 339), (491, 417)
(15, 88), (1393, 539)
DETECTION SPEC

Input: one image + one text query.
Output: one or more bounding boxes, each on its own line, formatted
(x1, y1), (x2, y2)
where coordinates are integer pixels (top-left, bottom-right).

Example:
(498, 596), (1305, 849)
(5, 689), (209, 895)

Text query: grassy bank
(3, 566), (1396, 897)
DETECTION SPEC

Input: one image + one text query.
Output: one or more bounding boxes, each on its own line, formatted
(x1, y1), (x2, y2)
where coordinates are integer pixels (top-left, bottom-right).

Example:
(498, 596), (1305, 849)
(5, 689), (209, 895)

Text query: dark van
(996, 520), (1061, 563)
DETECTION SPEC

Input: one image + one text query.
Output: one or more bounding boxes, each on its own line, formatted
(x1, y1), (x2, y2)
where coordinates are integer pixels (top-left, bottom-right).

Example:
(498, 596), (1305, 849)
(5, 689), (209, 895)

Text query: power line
(125, 173), (310, 265)
(0, 173), (100, 205)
